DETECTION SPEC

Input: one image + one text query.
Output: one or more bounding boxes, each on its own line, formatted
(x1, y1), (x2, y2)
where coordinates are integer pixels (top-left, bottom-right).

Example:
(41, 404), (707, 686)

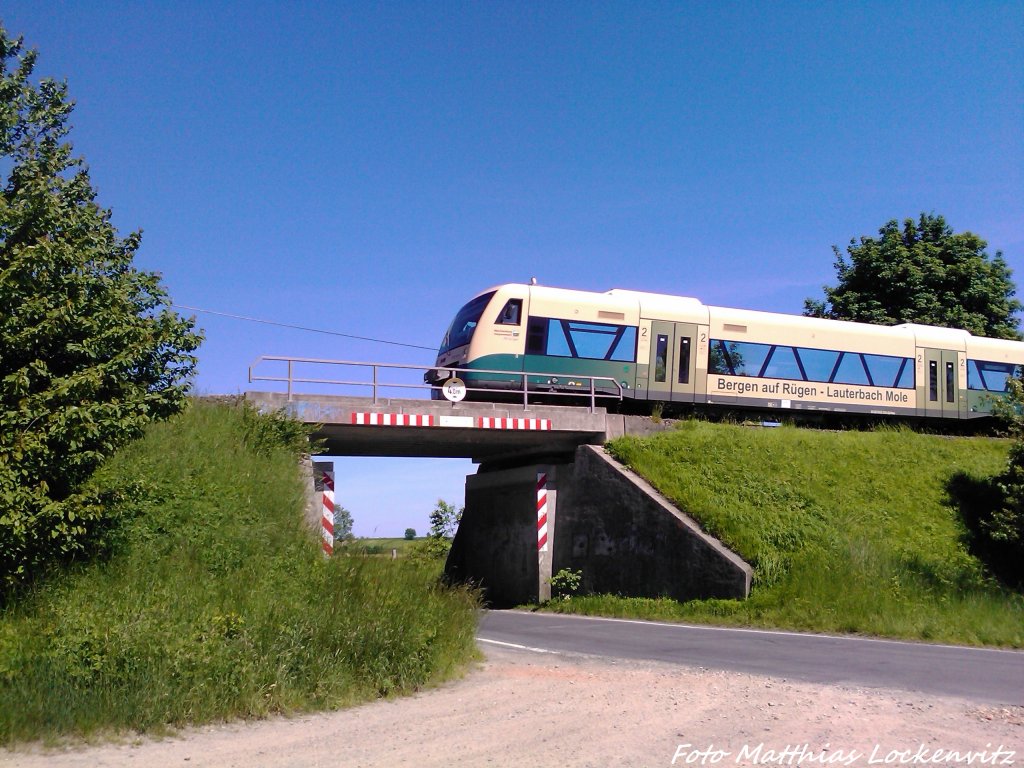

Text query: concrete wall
(603, 414), (674, 440)
(555, 446), (751, 601)
(446, 465), (541, 607)
(447, 445), (751, 605)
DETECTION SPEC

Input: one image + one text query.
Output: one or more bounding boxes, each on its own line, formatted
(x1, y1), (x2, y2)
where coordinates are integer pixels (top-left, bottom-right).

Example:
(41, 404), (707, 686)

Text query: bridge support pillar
(446, 446), (752, 607)
(447, 463), (559, 606)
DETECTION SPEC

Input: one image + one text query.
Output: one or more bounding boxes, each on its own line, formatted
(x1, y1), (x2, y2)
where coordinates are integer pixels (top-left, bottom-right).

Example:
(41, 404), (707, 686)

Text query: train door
(645, 321), (698, 403)
(919, 348), (961, 419)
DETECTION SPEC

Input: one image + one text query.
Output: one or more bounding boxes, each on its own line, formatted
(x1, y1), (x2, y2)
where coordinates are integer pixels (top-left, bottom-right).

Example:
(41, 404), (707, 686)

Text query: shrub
(549, 568), (583, 601)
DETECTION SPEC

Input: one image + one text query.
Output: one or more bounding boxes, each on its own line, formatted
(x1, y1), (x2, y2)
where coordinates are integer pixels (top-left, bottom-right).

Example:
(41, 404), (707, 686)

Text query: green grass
(543, 420), (1024, 647)
(0, 402), (479, 745)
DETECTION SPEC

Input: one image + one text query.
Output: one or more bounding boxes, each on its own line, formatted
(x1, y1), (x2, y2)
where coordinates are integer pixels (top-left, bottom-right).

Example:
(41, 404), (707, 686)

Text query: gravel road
(3, 645), (1021, 768)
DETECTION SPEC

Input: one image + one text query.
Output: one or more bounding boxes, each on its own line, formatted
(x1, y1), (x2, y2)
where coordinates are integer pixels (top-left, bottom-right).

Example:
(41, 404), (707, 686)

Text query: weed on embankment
(545, 421), (1024, 647)
(0, 402), (479, 745)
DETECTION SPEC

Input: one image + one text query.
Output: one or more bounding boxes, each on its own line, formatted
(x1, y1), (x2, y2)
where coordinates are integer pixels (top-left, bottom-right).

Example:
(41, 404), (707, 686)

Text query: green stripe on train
(461, 354), (636, 391)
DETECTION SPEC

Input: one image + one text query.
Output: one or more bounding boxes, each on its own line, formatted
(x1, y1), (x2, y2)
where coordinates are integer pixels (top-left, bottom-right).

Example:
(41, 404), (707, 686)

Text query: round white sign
(441, 377), (467, 402)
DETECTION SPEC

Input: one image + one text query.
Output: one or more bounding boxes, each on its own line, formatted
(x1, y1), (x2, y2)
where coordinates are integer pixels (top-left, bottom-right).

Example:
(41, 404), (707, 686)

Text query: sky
(3, 2), (1022, 536)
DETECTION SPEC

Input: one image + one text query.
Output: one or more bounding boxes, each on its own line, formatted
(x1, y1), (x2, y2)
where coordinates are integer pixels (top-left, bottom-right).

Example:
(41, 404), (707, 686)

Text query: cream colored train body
(429, 283), (1024, 419)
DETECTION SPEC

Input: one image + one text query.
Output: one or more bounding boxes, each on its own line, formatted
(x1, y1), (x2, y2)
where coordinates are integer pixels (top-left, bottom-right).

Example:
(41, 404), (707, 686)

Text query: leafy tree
(0, 28), (201, 588)
(333, 502), (354, 543)
(804, 214), (1021, 339)
(409, 499), (464, 562)
(404, 528), (416, 540)
(428, 498), (462, 539)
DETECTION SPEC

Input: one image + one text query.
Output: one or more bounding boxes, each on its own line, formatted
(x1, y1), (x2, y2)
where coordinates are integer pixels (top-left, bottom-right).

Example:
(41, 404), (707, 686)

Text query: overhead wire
(171, 304), (438, 351)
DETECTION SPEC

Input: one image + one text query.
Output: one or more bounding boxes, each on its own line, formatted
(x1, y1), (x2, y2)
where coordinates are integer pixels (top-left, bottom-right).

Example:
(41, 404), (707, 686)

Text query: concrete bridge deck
(245, 392), (626, 462)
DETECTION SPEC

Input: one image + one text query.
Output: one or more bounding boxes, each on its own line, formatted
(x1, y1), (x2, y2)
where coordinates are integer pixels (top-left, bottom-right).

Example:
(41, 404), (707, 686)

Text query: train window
(710, 339), (914, 389)
(712, 340), (769, 377)
(895, 359), (915, 389)
(762, 346), (802, 380)
(609, 327), (637, 362)
(833, 353), (871, 386)
(439, 291), (496, 353)
(708, 340), (741, 375)
(862, 354), (904, 388)
(528, 317), (637, 362)
(968, 360), (1022, 392)
(546, 321), (573, 357)
(678, 337), (691, 384)
(929, 361), (938, 401)
(797, 348), (840, 382)
(496, 299), (522, 325)
(568, 322), (622, 359)
(945, 362), (955, 403)
(655, 335), (668, 382)
(526, 317), (547, 354)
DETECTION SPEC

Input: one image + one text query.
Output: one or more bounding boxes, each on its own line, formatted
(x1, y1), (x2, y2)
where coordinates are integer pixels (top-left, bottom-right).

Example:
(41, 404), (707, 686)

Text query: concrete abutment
(446, 445), (752, 606)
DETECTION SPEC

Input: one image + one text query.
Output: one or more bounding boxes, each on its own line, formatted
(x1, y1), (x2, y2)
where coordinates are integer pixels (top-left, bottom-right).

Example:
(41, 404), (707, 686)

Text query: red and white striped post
(320, 467), (335, 557)
(536, 468), (556, 602)
(537, 472), (549, 552)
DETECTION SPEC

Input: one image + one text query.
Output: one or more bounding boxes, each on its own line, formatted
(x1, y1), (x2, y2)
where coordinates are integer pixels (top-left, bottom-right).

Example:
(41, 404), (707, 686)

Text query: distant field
(542, 421), (1024, 647)
(350, 537), (421, 555)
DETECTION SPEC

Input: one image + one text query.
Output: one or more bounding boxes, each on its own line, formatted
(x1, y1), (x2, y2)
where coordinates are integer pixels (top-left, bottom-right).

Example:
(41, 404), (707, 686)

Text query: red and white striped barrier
(349, 413), (551, 430)
(351, 413), (435, 427)
(478, 417), (551, 430)
(320, 468), (335, 557)
(537, 471), (549, 552)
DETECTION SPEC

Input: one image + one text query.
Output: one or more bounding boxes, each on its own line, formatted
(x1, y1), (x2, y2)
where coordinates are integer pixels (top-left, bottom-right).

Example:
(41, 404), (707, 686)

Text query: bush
(549, 568), (582, 601)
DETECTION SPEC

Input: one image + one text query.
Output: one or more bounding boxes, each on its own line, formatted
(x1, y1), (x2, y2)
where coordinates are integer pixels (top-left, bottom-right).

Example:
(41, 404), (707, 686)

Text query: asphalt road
(478, 610), (1024, 705)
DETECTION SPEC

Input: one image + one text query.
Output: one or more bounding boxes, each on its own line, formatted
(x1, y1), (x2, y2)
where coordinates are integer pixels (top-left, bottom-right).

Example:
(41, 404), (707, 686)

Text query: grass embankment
(546, 421), (1024, 647)
(0, 403), (479, 745)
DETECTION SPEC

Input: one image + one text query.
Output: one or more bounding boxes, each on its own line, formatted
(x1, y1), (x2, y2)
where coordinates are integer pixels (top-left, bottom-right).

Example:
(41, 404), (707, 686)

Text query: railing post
(372, 365), (378, 404)
(523, 374), (529, 409)
(287, 359), (293, 402)
(589, 378), (596, 413)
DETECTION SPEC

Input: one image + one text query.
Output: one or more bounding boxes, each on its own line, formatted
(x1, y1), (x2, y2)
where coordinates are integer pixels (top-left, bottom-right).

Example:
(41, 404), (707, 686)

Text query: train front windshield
(438, 291), (496, 355)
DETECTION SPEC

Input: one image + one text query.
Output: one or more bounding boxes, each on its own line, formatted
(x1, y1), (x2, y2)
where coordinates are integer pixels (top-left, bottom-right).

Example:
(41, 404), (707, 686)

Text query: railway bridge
(246, 390), (628, 463)
(245, 356), (751, 605)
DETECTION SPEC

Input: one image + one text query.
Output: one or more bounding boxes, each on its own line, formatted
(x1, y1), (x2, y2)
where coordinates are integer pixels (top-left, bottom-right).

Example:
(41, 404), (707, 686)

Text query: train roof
(605, 287), (704, 307)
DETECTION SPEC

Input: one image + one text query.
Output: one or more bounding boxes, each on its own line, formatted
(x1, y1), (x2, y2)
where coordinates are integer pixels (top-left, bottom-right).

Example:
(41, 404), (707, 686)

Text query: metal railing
(247, 355), (624, 412)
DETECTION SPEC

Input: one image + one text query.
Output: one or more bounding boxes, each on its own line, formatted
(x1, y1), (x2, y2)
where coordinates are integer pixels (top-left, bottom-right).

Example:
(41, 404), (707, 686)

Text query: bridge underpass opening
(328, 456), (474, 539)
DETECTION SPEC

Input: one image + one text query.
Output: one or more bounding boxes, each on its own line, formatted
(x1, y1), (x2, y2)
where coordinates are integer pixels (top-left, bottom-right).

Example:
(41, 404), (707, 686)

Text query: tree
(333, 502), (354, 543)
(404, 528), (416, 540)
(804, 214), (1021, 339)
(428, 498), (462, 539)
(409, 499), (464, 563)
(0, 28), (201, 588)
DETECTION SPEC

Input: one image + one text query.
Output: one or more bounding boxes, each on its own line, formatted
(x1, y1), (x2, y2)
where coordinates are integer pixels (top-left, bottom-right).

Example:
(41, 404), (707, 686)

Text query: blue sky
(4, 2), (1022, 536)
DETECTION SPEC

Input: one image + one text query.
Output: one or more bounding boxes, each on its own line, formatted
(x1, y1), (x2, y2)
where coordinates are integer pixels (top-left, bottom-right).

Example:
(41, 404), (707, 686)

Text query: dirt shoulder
(3, 645), (1022, 768)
